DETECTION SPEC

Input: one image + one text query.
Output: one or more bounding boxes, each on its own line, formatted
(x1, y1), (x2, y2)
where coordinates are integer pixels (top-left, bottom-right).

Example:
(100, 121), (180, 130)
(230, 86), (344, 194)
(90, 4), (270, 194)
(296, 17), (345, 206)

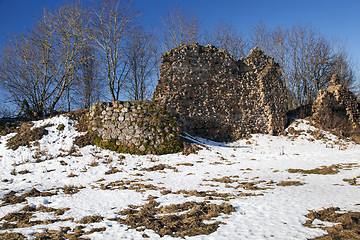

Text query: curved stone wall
(88, 101), (182, 155)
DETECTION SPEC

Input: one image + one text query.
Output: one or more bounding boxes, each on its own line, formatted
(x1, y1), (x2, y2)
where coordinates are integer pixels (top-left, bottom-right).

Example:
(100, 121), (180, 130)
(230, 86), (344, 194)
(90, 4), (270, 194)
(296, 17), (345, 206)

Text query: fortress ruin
(153, 43), (288, 142)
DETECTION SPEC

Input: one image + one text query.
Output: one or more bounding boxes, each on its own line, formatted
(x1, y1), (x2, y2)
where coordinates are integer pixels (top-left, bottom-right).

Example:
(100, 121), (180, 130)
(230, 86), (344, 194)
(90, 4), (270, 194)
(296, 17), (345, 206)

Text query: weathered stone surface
(153, 43), (288, 141)
(88, 101), (182, 155)
(311, 73), (360, 143)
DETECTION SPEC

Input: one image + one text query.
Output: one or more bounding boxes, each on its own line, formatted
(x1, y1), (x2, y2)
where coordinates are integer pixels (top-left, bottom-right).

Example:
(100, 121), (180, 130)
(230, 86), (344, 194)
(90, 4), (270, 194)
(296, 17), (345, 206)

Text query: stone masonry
(88, 101), (182, 155)
(311, 73), (360, 143)
(153, 43), (288, 142)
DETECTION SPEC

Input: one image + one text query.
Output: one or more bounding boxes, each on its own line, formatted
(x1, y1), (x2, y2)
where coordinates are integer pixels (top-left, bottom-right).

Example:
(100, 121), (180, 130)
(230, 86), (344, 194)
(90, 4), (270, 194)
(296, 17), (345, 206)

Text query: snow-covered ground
(0, 115), (359, 239)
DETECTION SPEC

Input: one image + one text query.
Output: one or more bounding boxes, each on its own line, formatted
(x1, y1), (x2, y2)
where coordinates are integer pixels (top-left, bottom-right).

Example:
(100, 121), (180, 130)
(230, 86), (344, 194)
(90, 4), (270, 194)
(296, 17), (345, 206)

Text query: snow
(0, 116), (359, 239)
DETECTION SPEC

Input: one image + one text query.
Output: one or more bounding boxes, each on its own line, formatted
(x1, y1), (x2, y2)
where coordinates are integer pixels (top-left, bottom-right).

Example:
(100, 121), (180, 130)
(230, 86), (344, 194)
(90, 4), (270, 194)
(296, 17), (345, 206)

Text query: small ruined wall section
(153, 43), (288, 141)
(311, 74), (360, 143)
(88, 101), (182, 155)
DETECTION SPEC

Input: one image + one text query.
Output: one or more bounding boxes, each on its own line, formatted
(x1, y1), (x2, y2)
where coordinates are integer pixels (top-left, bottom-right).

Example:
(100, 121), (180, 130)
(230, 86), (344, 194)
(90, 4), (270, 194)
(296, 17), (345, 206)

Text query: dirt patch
(116, 199), (235, 238)
(1, 188), (55, 206)
(7, 123), (50, 150)
(305, 207), (360, 239)
(277, 181), (305, 186)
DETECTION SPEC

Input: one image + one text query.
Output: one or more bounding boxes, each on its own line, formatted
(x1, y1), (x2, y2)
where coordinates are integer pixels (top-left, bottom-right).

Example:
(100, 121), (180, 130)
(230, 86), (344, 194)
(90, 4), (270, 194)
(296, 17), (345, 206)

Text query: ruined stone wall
(153, 43), (288, 142)
(88, 101), (182, 155)
(311, 74), (360, 143)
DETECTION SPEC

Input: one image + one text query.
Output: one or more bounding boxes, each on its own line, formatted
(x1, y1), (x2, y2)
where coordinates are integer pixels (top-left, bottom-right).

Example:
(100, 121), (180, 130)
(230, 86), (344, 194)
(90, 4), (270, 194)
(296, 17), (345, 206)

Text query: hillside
(0, 115), (359, 239)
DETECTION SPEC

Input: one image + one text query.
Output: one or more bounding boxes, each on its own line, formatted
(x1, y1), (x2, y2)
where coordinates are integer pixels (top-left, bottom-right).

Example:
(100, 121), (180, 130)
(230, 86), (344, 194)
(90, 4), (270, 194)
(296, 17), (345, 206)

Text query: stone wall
(88, 101), (182, 155)
(153, 43), (288, 142)
(311, 74), (360, 143)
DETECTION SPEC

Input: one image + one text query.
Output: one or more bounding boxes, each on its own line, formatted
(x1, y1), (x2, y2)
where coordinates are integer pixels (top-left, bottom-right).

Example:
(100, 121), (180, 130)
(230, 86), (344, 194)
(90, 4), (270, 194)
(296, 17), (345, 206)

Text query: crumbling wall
(311, 74), (360, 143)
(153, 43), (288, 142)
(88, 101), (182, 155)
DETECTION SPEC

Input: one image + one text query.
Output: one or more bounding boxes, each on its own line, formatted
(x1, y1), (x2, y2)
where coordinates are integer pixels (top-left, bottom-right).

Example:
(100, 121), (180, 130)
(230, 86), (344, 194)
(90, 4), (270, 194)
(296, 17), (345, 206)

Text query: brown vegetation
(1, 188), (55, 206)
(305, 207), (360, 239)
(288, 163), (359, 175)
(116, 199), (235, 238)
(277, 181), (305, 186)
(6, 123), (50, 150)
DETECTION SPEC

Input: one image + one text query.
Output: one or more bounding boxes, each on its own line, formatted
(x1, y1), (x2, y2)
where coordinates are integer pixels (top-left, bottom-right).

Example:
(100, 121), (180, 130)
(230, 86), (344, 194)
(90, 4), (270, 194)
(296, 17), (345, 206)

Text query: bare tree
(159, 4), (202, 51)
(0, 23), (55, 117)
(91, 0), (141, 101)
(0, 2), (90, 117)
(51, 2), (92, 112)
(249, 23), (357, 107)
(124, 28), (158, 101)
(286, 25), (334, 104)
(330, 42), (356, 90)
(249, 21), (271, 52)
(74, 45), (104, 108)
(206, 20), (248, 60)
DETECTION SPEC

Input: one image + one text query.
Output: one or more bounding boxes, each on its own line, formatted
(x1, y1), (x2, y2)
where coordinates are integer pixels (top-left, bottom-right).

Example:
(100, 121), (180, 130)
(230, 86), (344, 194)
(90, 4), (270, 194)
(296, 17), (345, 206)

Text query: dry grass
(62, 185), (83, 195)
(115, 199), (235, 238)
(1, 188), (55, 206)
(176, 162), (194, 166)
(288, 163), (359, 175)
(105, 167), (120, 175)
(0, 232), (25, 240)
(305, 207), (360, 239)
(277, 181), (305, 186)
(76, 215), (103, 224)
(0, 205), (73, 231)
(182, 142), (201, 155)
(7, 123), (50, 150)
(89, 160), (99, 167)
(141, 164), (178, 172)
(288, 165), (340, 175)
(32, 226), (106, 239)
(67, 172), (78, 178)
(343, 177), (359, 186)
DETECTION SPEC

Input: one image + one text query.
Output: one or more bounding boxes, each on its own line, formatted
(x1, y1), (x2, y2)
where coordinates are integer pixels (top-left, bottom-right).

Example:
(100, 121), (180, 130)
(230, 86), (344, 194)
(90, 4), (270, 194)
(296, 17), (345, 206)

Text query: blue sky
(0, 0), (359, 74)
